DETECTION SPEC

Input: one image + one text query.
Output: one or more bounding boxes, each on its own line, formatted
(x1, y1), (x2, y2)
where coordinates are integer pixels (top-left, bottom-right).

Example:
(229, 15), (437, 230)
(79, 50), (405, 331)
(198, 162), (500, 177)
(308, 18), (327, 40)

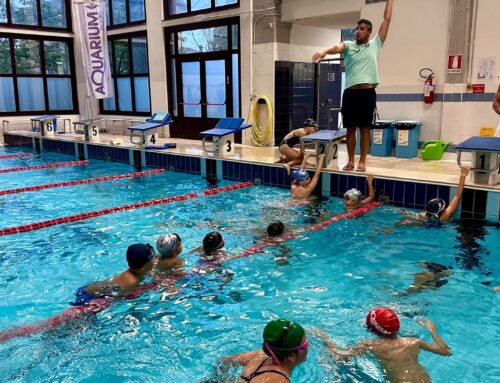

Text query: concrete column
(446, 0), (474, 83)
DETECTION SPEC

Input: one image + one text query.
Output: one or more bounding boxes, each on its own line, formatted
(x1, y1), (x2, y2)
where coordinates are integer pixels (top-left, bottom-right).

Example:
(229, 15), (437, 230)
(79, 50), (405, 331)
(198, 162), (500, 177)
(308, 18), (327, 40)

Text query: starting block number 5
(44, 121), (54, 137)
(89, 125), (100, 142)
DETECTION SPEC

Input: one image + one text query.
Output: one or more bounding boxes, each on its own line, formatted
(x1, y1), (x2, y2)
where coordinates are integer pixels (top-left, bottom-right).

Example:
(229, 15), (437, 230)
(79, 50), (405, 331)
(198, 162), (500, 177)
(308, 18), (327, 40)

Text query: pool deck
(3, 130), (500, 191)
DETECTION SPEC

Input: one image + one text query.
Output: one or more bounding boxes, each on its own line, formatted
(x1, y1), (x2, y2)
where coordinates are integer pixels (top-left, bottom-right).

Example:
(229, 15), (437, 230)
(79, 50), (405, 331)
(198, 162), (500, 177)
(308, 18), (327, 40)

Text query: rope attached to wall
(251, 96), (273, 147)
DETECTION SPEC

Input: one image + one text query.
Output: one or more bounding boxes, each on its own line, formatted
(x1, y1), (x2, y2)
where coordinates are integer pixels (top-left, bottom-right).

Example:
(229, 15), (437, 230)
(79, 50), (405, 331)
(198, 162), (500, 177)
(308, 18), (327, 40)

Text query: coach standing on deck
(312, 0), (393, 172)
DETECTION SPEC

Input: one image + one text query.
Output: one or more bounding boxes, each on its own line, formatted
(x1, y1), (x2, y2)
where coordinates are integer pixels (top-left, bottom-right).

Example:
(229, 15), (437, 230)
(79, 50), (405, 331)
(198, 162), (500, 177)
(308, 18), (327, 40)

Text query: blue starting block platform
(127, 112), (174, 148)
(456, 136), (500, 185)
(200, 118), (252, 156)
(300, 128), (347, 167)
(73, 118), (103, 142)
(31, 115), (59, 137)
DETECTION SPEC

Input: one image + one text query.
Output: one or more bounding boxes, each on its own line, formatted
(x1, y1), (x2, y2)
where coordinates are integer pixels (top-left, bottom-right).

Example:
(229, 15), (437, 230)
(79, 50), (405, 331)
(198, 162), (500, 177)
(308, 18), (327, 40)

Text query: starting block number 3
(221, 133), (235, 156)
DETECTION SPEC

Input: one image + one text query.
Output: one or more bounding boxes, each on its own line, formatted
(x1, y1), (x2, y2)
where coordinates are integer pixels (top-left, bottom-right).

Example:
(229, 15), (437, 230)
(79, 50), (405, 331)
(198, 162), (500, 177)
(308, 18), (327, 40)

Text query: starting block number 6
(44, 121), (54, 137)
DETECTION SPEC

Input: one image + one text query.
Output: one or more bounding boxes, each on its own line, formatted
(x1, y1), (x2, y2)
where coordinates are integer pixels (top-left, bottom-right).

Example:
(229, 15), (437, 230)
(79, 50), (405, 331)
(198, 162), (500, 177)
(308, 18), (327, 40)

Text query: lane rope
(0, 160), (89, 174)
(0, 153), (33, 160)
(0, 181), (254, 236)
(0, 169), (166, 196)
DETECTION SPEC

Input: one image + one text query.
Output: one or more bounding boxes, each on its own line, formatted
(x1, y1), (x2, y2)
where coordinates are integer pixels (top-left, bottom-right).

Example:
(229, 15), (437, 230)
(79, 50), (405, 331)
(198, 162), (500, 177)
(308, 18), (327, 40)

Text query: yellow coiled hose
(251, 96), (273, 147)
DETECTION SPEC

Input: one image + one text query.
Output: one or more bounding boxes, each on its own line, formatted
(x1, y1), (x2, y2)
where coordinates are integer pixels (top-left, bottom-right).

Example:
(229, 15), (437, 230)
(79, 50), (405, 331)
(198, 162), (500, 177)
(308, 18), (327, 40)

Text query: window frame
(107, 0), (147, 30)
(0, 0), (72, 32)
(99, 31), (151, 116)
(0, 33), (78, 116)
(163, 0), (239, 20)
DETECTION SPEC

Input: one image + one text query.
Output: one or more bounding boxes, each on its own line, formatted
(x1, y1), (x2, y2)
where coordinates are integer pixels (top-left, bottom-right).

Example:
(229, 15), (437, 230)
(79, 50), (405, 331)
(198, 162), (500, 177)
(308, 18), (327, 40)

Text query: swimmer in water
(290, 153), (325, 199)
(218, 319), (309, 383)
(153, 233), (185, 278)
(405, 261), (451, 294)
(314, 307), (451, 383)
(343, 174), (375, 210)
(70, 243), (154, 306)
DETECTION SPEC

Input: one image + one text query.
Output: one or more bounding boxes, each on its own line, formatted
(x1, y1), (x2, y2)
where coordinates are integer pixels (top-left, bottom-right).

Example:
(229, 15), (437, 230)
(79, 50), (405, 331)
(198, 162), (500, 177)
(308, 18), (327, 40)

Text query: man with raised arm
(493, 83), (500, 115)
(312, 0), (394, 172)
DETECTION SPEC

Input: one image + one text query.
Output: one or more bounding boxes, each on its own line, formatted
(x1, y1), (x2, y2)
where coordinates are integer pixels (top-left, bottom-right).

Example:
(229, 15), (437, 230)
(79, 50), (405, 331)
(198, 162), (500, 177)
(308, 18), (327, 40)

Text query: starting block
(31, 115), (58, 137)
(200, 118), (252, 156)
(456, 136), (500, 185)
(73, 118), (103, 142)
(300, 128), (347, 167)
(127, 112), (174, 148)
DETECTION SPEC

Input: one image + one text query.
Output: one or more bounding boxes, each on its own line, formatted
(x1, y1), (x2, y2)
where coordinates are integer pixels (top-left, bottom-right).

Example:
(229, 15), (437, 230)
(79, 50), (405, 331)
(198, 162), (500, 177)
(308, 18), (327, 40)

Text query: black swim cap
(126, 243), (154, 270)
(425, 198), (446, 216)
(267, 221), (285, 236)
(203, 231), (224, 252)
(303, 118), (318, 128)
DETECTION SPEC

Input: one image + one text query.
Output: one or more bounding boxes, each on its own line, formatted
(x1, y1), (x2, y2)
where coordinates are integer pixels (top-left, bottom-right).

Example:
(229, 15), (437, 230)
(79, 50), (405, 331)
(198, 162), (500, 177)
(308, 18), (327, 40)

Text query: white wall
(289, 24), (340, 62)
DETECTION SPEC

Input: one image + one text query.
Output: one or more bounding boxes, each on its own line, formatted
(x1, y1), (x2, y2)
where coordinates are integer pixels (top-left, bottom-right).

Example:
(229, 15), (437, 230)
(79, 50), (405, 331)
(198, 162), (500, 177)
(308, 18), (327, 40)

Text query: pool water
(0, 148), (498, 383)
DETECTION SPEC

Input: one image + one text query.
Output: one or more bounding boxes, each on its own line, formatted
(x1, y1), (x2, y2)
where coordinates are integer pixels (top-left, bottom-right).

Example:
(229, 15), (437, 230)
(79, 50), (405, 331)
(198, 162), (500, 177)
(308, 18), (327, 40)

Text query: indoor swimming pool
(0, 147), (498, 383)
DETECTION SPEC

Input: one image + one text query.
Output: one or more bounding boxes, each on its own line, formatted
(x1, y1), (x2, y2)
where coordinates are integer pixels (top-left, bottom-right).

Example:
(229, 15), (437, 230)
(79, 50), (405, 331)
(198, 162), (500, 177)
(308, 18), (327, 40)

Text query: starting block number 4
(146, 133), (158, 146)
(44, 121), (55, 138)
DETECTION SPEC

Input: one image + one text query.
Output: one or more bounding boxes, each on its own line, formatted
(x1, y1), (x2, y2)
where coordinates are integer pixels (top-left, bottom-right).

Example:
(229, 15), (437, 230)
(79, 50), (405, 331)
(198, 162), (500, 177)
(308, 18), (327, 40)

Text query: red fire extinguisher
(420, 68), (434, 104)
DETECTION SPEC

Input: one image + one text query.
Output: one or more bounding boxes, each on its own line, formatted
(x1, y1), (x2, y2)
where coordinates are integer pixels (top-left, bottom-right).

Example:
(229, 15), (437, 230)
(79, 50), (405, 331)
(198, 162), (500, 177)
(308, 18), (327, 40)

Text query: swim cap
(344, 188), (364, 202)
(292, 169), (310, 183)
(267, 221), (285, 236)
(303, 118), (318, 129)
(366, 307), (400, 337)
(156, 233), (181, 257)
(203, 231), (224, 252)
(262, 319), (305, 361)
(425, 198), (446, 216)
(126, 243), (154, 270)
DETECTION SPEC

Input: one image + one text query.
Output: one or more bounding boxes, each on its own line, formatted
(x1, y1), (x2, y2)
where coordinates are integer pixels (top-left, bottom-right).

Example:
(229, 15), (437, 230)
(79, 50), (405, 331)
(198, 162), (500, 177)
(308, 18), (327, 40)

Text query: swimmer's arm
(440, 166), (470, 222)
(417, 319), (452, 356)
(361, 174), (375, 204)
(219, 350), (260, 366)
(299, 152), (311, 170)
(312, 42), (346, 62)
(379, 0), (393, 43)
(493, 82), (500, 114)
(313, 329), (370, 362)
(306, 154), (325, 193)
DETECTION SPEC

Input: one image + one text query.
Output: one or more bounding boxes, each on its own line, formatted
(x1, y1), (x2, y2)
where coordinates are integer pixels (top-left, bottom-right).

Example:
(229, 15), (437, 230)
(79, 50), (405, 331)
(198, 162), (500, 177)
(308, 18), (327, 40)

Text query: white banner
(75, 0), (113, 99)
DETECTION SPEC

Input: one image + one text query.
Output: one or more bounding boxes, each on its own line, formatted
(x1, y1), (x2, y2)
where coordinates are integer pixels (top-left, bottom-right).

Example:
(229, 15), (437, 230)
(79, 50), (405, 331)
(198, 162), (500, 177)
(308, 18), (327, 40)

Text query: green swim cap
(262, 319), (305, 361)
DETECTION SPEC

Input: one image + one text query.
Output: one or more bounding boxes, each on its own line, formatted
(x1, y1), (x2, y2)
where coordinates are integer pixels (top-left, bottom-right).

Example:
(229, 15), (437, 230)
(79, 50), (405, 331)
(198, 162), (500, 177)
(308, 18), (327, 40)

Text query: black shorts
(341, 88), (377, 128)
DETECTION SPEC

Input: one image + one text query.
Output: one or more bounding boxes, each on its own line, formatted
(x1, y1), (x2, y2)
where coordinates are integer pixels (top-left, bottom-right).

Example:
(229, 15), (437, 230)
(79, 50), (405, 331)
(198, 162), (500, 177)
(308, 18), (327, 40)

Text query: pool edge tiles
(3, 133), (499, 221)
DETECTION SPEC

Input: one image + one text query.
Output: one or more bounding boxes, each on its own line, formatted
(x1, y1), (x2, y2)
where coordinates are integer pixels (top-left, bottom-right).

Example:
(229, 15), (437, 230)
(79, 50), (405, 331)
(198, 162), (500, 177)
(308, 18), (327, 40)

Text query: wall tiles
(3, 133), (33, 148)
(86, 144), (129, 163)
(42, 138), (75, 156)
(415, 183), (427, 208)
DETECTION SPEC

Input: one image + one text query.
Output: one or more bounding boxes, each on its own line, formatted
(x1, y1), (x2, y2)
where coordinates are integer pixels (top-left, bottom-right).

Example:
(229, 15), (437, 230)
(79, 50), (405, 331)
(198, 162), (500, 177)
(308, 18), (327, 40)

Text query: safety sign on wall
(447, 54), (463, 74)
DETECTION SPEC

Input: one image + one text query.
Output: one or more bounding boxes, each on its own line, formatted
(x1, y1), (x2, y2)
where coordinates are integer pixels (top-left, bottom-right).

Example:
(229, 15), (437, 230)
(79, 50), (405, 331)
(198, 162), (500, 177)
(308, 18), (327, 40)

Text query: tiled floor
(4, 129), (500, 191)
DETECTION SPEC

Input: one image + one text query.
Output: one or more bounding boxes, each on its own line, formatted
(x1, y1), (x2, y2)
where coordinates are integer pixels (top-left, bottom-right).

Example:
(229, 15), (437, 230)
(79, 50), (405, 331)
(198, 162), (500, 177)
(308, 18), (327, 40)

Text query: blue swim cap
(126, 243), (154, 270)
(292, 169), (310, 183)
(344, 188), (363, 202)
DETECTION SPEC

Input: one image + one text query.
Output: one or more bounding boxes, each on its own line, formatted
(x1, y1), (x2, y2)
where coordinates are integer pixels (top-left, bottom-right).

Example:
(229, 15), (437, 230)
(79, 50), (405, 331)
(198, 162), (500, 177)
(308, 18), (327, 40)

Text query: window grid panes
(1, 0), (70, 29)
(101, 33), (151, 115)
(107, 0), (146, 28)
(165, 0), (239, 18)
(0, 35), (77, 115)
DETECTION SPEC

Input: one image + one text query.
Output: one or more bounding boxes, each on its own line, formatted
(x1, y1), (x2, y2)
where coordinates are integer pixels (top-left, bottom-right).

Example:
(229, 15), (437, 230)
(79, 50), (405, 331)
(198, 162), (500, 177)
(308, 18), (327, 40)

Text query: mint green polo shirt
(343, 34), (383, 89)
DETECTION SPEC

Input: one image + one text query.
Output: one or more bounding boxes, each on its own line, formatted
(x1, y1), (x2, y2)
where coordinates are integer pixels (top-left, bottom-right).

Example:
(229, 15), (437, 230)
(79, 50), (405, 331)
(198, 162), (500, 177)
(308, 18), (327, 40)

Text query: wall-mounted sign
(447, 54), (463, 74)
(471, 84), (485, 93)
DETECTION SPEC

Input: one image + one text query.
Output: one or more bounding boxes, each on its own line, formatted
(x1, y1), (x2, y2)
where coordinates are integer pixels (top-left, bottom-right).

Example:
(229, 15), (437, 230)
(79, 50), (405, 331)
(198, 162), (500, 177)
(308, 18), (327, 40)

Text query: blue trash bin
(394, 120), (421, 158)
(371, 120), (395, 157)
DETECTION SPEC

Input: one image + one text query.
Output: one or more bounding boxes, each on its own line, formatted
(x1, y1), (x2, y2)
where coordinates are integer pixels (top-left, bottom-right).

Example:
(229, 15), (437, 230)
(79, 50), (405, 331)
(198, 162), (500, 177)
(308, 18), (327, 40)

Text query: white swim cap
(156, 233), (181, 257)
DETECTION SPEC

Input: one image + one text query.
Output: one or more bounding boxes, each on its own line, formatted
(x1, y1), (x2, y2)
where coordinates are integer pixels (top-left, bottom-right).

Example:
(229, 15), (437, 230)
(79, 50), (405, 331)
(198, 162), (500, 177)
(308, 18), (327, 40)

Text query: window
(101, 33), (150, 115)
(164, 0), (238, 19)
(0, 34), (77, 115)
(0, 0), (70, 30)
(107, 0), (146, 28)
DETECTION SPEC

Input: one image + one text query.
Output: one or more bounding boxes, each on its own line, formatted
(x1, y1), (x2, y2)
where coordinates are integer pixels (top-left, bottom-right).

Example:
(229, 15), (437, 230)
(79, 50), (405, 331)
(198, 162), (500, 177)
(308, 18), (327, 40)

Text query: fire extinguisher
(420, 68), (434, 104)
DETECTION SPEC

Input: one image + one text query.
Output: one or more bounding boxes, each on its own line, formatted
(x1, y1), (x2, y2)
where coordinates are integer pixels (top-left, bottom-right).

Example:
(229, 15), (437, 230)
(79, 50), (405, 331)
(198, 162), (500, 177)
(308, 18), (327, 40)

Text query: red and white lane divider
(0, 181), (254, 236)
(0, 160), (88, 174)
(0, 153), (33, 160)
(0, 169), (166, 196)
(202, 181), (253, 196)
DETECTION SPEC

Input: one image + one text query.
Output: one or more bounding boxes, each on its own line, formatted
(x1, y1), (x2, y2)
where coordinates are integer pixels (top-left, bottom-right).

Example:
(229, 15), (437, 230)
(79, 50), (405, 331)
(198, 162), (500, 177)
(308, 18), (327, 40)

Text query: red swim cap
(366, 307), (400, 337)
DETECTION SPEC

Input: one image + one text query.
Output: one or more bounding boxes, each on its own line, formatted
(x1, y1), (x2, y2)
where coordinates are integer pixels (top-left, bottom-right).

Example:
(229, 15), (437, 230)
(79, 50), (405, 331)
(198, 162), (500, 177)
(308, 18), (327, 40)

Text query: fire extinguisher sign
(447, 54), (463, 73)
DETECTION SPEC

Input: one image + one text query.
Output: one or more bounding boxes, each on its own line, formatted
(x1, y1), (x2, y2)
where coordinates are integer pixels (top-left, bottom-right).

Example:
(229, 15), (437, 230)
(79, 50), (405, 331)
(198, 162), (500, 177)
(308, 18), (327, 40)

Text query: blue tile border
(377, 92), (495, 103)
